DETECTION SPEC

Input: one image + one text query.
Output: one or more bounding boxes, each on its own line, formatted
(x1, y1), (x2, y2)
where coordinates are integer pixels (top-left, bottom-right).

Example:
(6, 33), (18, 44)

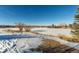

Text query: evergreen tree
(72, 7), (79, 38)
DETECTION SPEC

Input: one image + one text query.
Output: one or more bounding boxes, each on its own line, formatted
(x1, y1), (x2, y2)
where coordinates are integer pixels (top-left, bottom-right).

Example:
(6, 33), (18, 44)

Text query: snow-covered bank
(0, 37), (43, 53)
(43, 35), (79, 49)
(1, 34), (79, 53)
(31, 28), (79, 50)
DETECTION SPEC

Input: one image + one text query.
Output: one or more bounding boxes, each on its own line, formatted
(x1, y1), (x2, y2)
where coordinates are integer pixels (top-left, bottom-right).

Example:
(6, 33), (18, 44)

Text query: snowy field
(31, 28), (72, 36)
(0, 28), (78, 53)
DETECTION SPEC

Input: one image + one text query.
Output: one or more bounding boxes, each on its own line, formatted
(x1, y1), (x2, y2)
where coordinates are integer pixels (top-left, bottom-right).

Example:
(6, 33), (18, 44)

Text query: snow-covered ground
(31, 28), (72, 36)
(31, 28), (79, 50)
(43, 35), (79, 50)
(0, 28), (78, 53)
(0, 37), (43, 53)
(0, 34), (79, 53)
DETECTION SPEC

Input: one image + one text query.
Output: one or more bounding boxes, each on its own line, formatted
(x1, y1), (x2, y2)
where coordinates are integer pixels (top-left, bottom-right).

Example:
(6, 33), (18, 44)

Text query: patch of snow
(0, 37), (43, 53)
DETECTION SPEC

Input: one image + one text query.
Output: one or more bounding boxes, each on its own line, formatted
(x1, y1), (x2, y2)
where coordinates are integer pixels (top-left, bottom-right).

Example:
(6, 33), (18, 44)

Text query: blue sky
(0, 5), (77, 25)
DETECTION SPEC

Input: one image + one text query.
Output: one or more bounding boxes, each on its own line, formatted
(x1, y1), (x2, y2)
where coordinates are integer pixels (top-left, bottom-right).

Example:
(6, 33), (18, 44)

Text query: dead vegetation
(57, 34), (79, 43)
(41, 39), (61, 48)
(30, 39), (79, 53)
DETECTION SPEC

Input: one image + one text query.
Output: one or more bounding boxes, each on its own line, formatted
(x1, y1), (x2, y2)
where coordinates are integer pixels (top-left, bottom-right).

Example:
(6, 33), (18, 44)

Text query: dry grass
(41, 39), (61, 48)
(58, 34), (73, 40)
(31, 39), (78, 53)
(57, 34), (79, 42)
(30, 39), (62, 53)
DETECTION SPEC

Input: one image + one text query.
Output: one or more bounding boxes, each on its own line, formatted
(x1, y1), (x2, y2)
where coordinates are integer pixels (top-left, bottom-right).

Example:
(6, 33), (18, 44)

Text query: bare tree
(15, 23), (25, 33)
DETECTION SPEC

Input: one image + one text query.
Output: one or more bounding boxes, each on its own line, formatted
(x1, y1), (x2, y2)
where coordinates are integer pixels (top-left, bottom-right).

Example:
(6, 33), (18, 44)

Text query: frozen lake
(31, 28), (72, 36)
